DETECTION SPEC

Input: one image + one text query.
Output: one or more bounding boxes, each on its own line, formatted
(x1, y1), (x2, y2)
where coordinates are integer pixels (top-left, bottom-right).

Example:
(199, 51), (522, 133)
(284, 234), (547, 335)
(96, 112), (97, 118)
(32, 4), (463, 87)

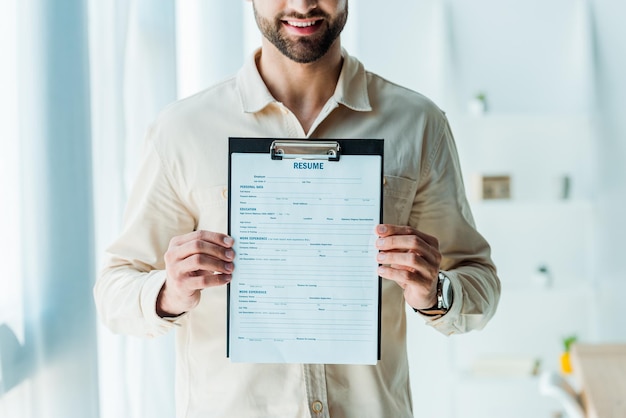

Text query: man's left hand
(375, 224), (442, 311)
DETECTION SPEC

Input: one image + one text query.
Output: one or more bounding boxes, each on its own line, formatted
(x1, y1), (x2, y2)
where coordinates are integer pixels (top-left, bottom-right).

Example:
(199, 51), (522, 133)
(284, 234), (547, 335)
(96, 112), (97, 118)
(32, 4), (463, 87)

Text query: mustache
(279, 11), (328, 20)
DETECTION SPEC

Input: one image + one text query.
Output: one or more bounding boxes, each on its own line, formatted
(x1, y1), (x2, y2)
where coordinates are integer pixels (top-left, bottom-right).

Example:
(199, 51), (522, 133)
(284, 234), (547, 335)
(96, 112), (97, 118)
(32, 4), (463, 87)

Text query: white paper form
(228, 152), (382, 364)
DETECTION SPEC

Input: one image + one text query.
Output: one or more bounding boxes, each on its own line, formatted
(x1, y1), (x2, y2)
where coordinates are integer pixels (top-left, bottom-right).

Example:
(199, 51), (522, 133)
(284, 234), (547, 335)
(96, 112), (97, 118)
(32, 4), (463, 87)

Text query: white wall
(350, 1), (625, 417)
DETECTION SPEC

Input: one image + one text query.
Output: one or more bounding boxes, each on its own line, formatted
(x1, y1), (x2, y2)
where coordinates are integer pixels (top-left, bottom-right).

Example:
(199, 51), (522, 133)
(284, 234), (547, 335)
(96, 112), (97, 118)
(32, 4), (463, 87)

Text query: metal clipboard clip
(270, 140), (341, 161)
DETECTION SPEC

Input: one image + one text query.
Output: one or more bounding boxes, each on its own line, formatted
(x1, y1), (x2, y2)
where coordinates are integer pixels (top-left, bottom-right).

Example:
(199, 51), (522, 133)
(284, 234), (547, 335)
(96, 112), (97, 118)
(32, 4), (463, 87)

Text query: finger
(169, 230), (234, 250)
(165, 273), (232, 299)
(377, 252), (438, 287)
(182, 271), (233, 290)
(376, 224), (438, 247)
(377, 265), (408, 289)
(168, 266), (233, 293)
(178, 238), (235, 263)
(176, 253), (234, 277)
(376, 250), (441, 276)
(377, 265), (430, 288)
(167, 232), (235, 264)
(376, 237), (440, 268)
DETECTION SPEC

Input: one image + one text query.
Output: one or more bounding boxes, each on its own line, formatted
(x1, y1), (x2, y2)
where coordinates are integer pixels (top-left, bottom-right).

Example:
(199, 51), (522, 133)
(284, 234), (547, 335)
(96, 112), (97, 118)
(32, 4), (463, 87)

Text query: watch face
(441, 275), (452, 309)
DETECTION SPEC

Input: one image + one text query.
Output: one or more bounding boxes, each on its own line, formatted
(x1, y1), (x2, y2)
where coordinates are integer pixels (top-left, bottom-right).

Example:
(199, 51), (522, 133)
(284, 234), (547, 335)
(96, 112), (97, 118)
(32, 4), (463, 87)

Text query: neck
(256, 40), (343, 133)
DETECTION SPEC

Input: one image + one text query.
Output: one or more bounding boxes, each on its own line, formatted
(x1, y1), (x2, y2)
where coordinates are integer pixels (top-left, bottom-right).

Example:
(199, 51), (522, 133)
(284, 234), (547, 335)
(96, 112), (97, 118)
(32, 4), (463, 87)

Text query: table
(570, 343), (626, 418)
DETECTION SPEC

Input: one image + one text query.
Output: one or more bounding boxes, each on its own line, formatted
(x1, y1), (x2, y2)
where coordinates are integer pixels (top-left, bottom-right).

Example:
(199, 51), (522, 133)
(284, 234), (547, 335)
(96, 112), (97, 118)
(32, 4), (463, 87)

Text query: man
(94, 1), (500, 417)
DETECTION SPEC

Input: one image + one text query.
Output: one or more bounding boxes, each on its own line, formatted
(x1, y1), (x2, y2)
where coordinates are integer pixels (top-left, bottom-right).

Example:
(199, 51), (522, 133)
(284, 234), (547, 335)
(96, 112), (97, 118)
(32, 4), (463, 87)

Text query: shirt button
(311, 400), (323, 414)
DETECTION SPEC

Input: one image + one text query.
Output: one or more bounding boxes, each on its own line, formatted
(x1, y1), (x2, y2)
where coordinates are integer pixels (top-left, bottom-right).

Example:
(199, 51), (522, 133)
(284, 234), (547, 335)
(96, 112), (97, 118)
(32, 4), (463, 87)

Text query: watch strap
(415, 272), (449, 316)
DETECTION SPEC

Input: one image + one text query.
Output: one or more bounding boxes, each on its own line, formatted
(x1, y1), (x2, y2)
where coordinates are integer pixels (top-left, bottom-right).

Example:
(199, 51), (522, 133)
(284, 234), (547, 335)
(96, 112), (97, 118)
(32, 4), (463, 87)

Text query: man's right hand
(157, 230), (235, 317)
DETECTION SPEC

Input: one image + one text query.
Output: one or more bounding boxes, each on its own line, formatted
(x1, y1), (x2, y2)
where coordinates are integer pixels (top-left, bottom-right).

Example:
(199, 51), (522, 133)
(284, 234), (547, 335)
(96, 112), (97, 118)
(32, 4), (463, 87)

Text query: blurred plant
(469, 91), (488, 115)
(563, 335), (578, 352)
(560, 335), (578, 374)
(475, 91), (487, 103)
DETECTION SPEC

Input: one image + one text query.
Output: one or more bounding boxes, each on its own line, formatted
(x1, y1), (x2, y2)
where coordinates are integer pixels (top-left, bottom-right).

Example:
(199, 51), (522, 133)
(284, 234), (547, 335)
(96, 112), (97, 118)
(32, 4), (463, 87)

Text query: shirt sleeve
(93, 125), (194, 338)
(410, 116), (501, 335)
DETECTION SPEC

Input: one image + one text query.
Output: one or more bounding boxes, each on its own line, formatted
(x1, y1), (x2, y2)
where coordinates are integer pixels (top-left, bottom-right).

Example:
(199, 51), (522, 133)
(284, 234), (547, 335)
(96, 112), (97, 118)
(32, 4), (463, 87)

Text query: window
(0, 0), (24, 350)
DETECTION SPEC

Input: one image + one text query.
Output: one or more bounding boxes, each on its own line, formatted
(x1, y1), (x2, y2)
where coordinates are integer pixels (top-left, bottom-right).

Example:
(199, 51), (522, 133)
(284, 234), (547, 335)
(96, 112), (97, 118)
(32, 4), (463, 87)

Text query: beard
(253, 5), (348, 64)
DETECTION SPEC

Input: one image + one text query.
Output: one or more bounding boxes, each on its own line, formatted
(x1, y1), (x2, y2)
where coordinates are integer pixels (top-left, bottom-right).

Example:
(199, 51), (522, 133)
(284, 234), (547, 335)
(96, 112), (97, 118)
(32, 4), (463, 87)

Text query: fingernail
(377, 252), (386, 261)
(225, 249), (234, 260)
(377, 225), (387, 234)
(376, 238), (385, 247)
(224, 237), (234, 246)
(225, 263), (234, 272)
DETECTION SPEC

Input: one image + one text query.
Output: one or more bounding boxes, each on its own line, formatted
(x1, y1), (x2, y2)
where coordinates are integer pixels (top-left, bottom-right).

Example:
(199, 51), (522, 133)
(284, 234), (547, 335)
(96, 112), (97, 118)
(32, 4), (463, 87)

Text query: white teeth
(287, 20), (316, 28)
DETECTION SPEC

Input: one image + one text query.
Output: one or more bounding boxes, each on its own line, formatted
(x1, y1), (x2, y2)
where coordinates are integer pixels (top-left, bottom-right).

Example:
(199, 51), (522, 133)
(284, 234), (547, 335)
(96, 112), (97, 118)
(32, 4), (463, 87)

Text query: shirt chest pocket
(383, 175), (418, 226)
(192, 184), (229, 233)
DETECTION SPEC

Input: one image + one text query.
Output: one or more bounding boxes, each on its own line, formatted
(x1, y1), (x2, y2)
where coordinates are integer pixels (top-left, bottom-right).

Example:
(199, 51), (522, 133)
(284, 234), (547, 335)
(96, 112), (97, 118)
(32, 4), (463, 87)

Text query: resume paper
(228, 150), (382, 364)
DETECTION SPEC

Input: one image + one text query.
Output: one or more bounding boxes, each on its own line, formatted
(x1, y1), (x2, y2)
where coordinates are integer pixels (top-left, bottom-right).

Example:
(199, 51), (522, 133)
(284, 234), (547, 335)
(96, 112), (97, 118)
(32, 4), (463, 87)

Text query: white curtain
(89, 1), (250, 417)
(1, 0), (99, 417)
(89, 1), (178, 418)
(0, 0), (25, 413)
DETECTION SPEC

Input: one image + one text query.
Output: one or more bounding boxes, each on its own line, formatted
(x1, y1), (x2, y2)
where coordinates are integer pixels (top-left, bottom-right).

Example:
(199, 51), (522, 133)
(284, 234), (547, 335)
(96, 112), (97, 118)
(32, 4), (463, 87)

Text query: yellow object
(560, 351), (573, 374)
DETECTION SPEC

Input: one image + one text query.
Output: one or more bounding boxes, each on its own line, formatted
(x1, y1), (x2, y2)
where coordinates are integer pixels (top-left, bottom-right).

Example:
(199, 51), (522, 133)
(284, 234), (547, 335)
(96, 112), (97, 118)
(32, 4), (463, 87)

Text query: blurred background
(1, 1), (625, 417)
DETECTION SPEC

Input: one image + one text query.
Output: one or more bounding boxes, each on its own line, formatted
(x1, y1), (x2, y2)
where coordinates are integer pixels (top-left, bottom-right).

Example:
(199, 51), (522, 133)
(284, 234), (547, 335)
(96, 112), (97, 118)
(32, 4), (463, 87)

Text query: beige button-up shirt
(94, 49), (500, 418)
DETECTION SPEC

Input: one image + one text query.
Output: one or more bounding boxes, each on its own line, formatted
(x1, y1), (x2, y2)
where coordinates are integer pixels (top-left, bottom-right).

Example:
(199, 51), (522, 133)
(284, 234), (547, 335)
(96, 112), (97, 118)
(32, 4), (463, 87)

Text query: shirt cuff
(140, 270), (186, 336)
(418, 271), (463, 332)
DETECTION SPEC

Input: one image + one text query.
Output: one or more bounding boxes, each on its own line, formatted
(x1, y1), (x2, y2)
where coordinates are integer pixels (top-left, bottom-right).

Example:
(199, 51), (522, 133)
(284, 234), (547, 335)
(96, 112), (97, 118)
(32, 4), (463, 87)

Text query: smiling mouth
(284, 19), (322, 28)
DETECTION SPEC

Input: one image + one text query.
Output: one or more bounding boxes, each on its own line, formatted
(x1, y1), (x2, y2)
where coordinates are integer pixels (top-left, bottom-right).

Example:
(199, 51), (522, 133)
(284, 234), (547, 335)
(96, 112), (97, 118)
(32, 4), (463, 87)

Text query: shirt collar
(237, 48), (372, 114)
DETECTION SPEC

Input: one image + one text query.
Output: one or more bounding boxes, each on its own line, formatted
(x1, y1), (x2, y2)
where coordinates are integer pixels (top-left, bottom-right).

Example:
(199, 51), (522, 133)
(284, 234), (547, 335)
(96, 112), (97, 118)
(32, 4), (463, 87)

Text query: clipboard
(227, 137), (384, 364)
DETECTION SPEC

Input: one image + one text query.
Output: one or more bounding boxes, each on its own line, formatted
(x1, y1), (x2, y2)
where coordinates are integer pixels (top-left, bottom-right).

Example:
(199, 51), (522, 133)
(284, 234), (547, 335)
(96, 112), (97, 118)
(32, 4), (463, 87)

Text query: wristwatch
(416, 272), (453, 316)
